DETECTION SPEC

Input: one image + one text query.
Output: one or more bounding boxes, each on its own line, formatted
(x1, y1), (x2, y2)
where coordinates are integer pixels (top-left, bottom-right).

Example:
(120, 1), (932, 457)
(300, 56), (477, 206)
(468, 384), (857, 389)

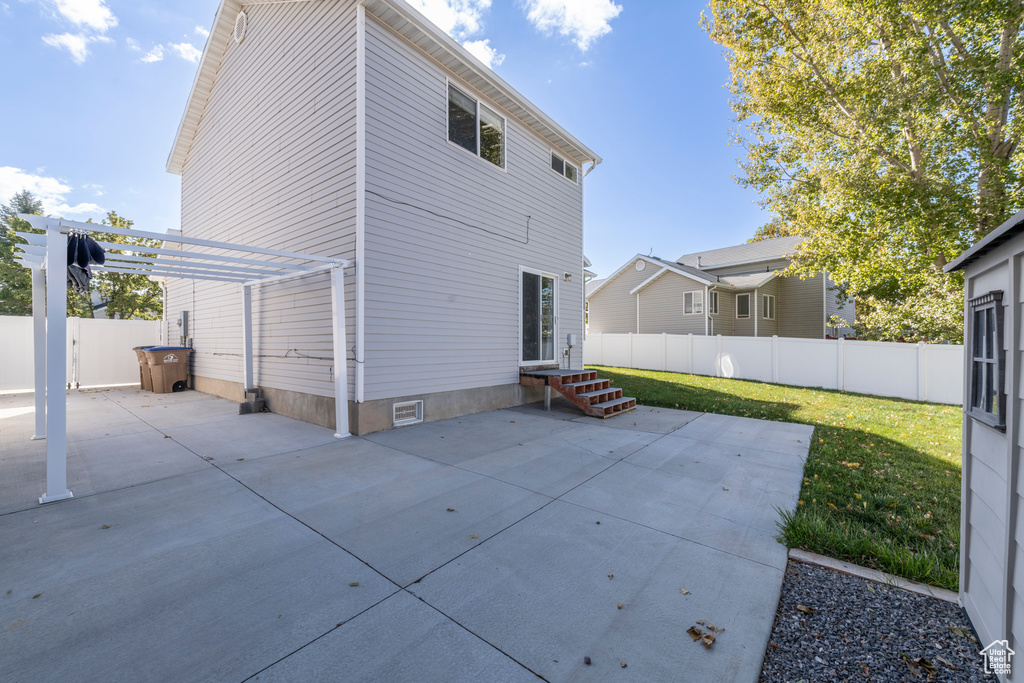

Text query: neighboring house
(945, 208), (1023, 669)
(586, 236), (853, 339)
(163, 0), (599, 434)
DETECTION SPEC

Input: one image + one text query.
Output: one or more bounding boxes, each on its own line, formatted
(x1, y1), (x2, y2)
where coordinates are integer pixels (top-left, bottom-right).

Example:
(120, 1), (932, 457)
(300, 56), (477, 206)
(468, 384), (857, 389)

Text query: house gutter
(583, 158), (601, 178)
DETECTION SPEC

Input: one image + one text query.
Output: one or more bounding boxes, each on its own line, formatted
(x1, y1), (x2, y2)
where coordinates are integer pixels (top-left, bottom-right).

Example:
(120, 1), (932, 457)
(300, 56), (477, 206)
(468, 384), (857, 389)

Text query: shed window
(684, 291), (703, 315)
(969, 291), (1005, 430)
(736, 293), (750, 318)
(448, 83), (505, 169)
(762, 294), (776, 320)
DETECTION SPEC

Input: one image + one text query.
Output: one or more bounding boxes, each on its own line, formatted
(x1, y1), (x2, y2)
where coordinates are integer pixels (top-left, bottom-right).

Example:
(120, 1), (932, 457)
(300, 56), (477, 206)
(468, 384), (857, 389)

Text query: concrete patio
(0, 388), (812, 682)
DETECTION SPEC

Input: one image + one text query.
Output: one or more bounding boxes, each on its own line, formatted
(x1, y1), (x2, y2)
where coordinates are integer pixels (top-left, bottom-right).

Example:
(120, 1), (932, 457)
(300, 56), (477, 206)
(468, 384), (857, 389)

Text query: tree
(0, 191), (43, 315)
(703, 0), (1024, 342)
(90, 211), (163, 320)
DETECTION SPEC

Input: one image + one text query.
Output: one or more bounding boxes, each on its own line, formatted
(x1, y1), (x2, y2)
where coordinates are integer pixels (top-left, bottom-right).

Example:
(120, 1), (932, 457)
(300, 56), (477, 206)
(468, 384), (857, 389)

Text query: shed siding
(361, 15), (583, 400)
(167, 0), (359, 399)
(778, 273), (823, 339)
(637, 271), (706, 335)
(587, 260), (652, 334)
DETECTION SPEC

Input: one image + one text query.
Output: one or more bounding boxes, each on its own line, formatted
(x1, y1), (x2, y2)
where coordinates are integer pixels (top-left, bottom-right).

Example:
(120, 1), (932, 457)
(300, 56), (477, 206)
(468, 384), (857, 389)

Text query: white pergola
(15, 214), (353, 504)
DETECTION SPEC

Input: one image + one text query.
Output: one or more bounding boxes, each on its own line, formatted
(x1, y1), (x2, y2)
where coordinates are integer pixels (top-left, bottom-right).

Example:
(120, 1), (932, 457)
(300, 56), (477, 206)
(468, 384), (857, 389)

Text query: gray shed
(946, 208), (1024, 665)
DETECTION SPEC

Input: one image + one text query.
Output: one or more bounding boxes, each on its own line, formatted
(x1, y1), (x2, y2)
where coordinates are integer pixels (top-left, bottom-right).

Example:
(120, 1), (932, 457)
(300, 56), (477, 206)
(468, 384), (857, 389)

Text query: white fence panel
(720, 336), (773, 382)
(74, 319), (163, 388)
(583, 332), (964, 405)
(777, 338), (838, 390)
(0, 316), (161, 393)
(0, 316), (34, 391)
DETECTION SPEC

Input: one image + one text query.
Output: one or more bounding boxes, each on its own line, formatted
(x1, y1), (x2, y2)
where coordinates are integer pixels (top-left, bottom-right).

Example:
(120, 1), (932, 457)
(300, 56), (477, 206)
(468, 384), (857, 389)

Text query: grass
(588, 366), (963, 591)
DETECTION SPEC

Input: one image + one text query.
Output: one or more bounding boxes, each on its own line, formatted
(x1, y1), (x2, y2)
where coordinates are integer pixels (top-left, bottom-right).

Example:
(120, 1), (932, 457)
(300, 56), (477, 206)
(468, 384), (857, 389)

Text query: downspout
(583, 157), (601, 178)
(636, 294), (640, 333)
(355, 2), (367, 404)
(704, 285), (709, 336)
(822, 270), (827, 338)
(754, 287), (759, 337)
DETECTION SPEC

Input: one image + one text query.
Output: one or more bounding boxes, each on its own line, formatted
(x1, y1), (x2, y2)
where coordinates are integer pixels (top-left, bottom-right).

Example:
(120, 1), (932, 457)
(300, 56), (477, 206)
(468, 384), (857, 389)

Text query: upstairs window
(762, 294), (776, 320)
(551, 152), (578, 183)
(969, 291), (1005, 430)
(448, 83), (505, 168)
(684, 291), (703, 315)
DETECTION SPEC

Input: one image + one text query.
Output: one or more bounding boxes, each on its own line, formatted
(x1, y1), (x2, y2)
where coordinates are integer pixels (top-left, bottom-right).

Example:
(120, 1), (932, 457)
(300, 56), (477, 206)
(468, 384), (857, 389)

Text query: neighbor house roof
(717, 272), (777, 289)
(946, 208), (1024, 272)
(588, 254), (721, 300)
(167, 0), (600, 175)
(677, 236), (805, 269)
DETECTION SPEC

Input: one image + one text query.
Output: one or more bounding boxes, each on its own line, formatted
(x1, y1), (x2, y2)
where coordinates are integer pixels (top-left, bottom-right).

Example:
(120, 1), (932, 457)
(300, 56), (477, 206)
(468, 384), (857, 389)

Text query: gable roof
(677, 236), (805, 269)
(167, 0), (600, 175)
(718, 272), (777, 289)
(946, 208), (1024, 272)
(587, 254), (719, 300)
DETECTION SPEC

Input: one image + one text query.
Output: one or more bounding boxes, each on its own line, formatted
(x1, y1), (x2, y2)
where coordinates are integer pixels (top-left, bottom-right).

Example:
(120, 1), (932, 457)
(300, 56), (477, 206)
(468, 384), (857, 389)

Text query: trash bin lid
(145, 346), (192, 351)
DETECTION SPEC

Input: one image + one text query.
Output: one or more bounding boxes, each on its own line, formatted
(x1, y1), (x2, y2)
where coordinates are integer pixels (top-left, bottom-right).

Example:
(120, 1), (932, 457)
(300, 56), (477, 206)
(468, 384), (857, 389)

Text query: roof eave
(946, 208), (1024, 272)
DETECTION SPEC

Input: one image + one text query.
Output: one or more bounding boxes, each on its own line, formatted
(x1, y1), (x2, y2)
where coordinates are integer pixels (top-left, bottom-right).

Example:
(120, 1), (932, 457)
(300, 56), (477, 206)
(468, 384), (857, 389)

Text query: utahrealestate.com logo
(981, 640), (1014, 676)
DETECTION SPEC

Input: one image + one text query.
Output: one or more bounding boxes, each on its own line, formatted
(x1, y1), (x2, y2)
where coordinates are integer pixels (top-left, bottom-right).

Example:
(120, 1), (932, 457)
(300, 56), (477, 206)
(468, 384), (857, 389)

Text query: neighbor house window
(709, 291), (719, 314)
(550, 152), (578, 183)
(736, 293), (750, 318)
(762, 294), (776, 320)
(969, 291), (1005, 430)
(522, 269), (555, 364)
(448, 83), (505, 168)
(684, 291), (703, 315)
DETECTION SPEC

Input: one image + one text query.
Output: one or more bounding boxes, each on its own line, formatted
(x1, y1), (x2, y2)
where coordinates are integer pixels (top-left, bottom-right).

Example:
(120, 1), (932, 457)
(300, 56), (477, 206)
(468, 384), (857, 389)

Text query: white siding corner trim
(355, 2), (367, 403)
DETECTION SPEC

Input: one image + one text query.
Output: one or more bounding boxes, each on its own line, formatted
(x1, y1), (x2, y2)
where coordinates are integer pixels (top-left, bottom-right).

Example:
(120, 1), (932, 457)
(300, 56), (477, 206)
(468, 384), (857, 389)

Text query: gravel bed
(760, 561), (995, 682)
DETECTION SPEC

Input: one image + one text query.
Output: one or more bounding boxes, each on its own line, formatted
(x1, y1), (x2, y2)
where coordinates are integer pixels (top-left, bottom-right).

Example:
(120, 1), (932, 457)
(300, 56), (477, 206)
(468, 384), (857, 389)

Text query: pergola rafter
(15, 214), (354, 504)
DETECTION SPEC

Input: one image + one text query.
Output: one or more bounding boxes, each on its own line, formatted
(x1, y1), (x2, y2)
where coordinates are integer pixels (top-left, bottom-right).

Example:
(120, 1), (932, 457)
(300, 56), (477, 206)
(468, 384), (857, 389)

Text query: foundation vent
(393, 400), (423, 427)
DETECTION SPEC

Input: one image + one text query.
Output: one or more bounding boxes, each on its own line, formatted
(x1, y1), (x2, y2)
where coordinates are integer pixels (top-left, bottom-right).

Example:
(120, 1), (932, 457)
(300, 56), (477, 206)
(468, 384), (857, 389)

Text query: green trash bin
(133, 346), (156, 391)
(144, 347), (192, 394)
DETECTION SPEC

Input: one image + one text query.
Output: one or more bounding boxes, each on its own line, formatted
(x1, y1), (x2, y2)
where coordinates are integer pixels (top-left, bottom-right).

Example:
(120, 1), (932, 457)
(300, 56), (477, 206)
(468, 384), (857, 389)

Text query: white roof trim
(630, 268), (668, 295)
(587, 255), (720, 300)
(167, 0), (599, 175)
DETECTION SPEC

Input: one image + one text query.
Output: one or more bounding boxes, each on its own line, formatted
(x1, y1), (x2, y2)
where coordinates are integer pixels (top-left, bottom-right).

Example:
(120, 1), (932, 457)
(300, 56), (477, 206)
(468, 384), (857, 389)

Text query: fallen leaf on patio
(470, 534), (478, 539)
(768, 641), (780, 649)
(583, 656), (592, 665)
(101, 524), (111, 529)
(700, 633), (717, 649)
(620, 661), (627, 668)
(236, 458), (244, 461)
(679, 587), (690, 595)
(722, 487), (729, 492)
(446, 508), (456, 512)
(617, 603), (623, 610)
(6, 590), (11, 595)
(687, 626), (703, 641)
(32, 593), (41, 599)
(163, 435), (171, 439)
(595, 521), (601, 525)
(865, 584), (875, 594)
(796, 604), (815, 614)
(608, 574), (614, 579)
(935, 655), (957, 670)
(697, 619), (705, 625)
(348, 582), (359, 587)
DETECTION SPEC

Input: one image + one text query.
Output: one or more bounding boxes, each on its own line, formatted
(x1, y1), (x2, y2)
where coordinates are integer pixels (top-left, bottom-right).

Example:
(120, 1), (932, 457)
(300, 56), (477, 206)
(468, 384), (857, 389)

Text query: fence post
(917, 341), (926, 401)
(688, 334), (693, 373)
(836, 337), (845, 391)
(771, 335), (779, 383)
(629, 333), (635, 369)
(716, 335), (722, 378)
(662, 333), (667, 372)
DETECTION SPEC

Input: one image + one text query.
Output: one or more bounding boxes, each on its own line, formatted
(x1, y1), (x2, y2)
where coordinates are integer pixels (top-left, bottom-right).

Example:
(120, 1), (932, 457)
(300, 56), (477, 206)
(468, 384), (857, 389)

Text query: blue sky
(0, 0), (770, 279)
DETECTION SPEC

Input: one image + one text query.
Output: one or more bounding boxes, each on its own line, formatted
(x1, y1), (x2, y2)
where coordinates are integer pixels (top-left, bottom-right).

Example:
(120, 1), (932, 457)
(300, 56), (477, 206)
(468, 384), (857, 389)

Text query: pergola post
(41, 223), (72, 504)
(331, 264), (351, 438)
(242, 284), (254, 391)
(31, 265), (46, 440)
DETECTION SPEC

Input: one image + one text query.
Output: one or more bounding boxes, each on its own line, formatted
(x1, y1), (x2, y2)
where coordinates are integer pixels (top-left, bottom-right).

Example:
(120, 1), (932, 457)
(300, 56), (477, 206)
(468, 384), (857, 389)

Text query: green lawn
(588, 366), (963, 591)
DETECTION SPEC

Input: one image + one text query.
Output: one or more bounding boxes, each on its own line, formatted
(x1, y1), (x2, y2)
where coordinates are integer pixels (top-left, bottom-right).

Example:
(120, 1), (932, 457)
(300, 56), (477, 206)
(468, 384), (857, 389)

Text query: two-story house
(163, 0), (599, 434)
(587, 237), (854, 339)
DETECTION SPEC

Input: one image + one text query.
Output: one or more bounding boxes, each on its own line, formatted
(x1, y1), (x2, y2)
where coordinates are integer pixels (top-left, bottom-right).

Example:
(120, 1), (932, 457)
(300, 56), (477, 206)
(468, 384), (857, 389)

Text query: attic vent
(635, 260), (646, 271)
(393, 400), (423, 427)
(234, 11), (248, 44)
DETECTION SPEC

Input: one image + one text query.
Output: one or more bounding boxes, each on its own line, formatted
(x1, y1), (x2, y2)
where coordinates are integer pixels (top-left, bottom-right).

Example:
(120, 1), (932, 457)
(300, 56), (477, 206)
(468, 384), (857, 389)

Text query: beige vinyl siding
(705, 259), (790, 277)
(709, 288), (733, 336)
(778, 273), (824, 339)
(733, 291), (755, 336)
(586, 259), (654, 334)
(757, 278), (780, 337)
(167, 0), (359, 398)
(360, 15), (584, 400)
(638, 272), (706, 334)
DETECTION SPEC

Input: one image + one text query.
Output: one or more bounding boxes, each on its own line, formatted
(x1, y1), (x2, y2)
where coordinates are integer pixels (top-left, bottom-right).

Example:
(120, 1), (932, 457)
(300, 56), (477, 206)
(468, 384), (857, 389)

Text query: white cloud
(82, 183), (103, 196)
(51, 0), (117, 32)
(195, 25), (209, 38)
(169, 42), (201, 63)
(0, 167), (104, 218)
(523, 0), (622, 51)
(141, 45), (164, 63)
(407, 0), (490, 40)
(126, 37), (140, 51)
(462, 38), (504, 69)
(42, 32), (110, 64)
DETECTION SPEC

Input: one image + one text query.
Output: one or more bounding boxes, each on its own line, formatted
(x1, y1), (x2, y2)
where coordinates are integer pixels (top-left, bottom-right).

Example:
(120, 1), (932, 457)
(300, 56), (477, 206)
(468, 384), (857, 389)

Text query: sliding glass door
(522, 269), (556, 364)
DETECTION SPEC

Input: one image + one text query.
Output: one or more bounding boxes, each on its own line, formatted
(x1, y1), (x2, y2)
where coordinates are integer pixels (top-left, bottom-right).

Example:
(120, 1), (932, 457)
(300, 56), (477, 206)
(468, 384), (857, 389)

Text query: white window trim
(736, 293), (751, 319)
(708, 290), (719, 315)
(684, 290), (703, 315)
(445, 78), (507, 172)
(519, 265), (559, 367)
(762, 294), (776, 320)
(550, 150), (579, 184)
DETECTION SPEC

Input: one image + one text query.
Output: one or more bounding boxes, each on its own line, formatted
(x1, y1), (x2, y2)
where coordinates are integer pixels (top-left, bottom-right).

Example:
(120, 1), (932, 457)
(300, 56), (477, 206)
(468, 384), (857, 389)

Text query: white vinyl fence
(584, 333), (964, 405)
(0, 316), (162, 392)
